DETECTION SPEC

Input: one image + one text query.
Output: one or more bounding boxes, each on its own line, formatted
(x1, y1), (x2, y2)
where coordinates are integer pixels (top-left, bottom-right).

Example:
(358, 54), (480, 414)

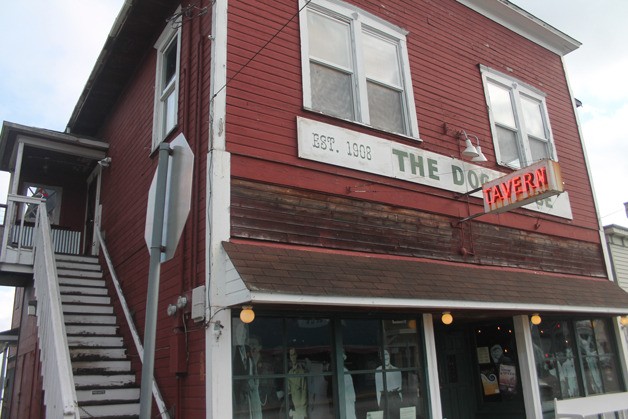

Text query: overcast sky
(0, 1), (627, 332)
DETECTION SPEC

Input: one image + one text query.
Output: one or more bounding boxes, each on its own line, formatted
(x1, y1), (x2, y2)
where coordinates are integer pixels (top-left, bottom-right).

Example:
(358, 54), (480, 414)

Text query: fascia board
(456, 0), (581, 56)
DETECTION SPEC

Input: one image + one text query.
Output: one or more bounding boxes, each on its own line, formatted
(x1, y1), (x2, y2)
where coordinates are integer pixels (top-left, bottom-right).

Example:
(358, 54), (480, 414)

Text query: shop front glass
(531, 317), (624, 417)
(232, 315), (428, 419)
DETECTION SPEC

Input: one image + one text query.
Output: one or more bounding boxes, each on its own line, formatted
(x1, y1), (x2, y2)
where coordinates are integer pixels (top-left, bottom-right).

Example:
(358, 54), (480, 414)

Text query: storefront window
(474, 320), (521, 403)
(233, 316), (427, 419)
(531, 317), (623, 416)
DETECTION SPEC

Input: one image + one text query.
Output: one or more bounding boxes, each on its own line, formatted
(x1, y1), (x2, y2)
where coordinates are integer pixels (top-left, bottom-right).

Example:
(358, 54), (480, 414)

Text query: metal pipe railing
(95, 229), (170, 419)
(33, 203), (80, 418)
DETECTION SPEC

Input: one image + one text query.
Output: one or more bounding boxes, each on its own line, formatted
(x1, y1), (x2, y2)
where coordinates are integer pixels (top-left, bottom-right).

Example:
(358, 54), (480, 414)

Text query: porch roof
(222, 240), (628, 316)
(0, 121), (109, 173)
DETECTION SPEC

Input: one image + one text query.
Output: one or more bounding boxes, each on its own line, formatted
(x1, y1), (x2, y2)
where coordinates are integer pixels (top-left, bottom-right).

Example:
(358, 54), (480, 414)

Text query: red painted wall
(94, 1), (211, 417)
(225, 0), (600, 244)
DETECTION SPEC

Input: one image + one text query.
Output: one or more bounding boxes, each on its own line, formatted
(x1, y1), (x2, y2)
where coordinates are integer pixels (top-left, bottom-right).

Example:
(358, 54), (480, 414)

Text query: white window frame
(152, 16), (182, 151)
(481, 65), (557, 169)
(299, 0), (420, 140)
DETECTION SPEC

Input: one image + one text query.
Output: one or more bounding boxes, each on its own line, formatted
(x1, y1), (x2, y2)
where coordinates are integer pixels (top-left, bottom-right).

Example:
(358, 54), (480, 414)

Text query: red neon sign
(482, 159), (564, 214)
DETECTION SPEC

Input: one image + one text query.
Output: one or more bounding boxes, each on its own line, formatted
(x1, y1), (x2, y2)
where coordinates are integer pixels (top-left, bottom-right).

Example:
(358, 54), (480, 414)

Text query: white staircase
(57, 254), (140, 418)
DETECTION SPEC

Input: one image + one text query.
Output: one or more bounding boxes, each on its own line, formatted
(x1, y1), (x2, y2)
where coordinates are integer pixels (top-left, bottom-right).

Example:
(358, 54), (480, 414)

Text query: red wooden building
(1, 0), (628, 418)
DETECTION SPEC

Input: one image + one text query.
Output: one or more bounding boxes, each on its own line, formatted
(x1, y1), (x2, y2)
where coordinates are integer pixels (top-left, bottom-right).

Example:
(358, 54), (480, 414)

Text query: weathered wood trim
(231, 179), (606, 277)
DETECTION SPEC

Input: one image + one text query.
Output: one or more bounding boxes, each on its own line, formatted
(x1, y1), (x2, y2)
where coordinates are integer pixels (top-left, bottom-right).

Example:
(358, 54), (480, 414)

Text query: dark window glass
(234, 316), (426, 419)
(532, 317), (622, 416)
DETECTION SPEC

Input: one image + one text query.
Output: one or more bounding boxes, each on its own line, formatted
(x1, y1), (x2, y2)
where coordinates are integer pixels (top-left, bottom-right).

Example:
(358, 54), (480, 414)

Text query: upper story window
(481, 65), (557, 169)
(299, 0), (419, 139)
(152, 18), (181, 150)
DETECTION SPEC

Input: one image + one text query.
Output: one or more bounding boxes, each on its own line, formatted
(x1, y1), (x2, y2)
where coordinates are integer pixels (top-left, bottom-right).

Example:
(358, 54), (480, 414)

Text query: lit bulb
(240, 306), (255, 324)
(441, 312), (453, 325)
(531, 314), (542, 325)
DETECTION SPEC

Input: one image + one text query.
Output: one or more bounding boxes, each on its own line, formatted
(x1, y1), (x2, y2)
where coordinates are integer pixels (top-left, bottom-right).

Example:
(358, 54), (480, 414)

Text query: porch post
(513, 315), (543, 419)
(10, 141), (24, 194)
(422, 314), (443, 419)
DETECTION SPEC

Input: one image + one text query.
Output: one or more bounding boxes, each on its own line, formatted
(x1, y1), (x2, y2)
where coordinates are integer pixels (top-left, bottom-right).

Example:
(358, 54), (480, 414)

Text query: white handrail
(95, 229), (171, 419)
(33, 204), (80, 418)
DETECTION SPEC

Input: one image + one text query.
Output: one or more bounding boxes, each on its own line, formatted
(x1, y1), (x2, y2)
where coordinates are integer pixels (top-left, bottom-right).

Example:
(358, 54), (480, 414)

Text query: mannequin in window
(232, 322), (262, 419)
(559, 348), (578, 397)
(288, 347), (308, 419)
(375, 350), (402, 418)
(343, 352), (356, 419)
(579, 334), (603, 393)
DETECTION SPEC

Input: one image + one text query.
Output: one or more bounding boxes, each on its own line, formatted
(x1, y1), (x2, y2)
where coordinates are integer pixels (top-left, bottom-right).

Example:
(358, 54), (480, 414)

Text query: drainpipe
(206, 0), (231, 417)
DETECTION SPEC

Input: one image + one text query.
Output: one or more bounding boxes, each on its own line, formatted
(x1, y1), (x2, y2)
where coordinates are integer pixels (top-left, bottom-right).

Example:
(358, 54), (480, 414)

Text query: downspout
(206, 0), (231, 417)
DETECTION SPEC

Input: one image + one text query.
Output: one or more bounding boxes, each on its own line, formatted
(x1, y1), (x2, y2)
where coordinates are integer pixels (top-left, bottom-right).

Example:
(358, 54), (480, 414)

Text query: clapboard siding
(93, 3), (211, 417)
(226, 0), (600, 247)
(232, 179), (606, 277)
(606, 227), (628, 291)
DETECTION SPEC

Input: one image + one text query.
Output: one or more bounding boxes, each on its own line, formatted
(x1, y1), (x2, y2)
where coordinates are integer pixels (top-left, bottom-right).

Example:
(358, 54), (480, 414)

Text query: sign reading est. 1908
(296, 117), (573, 219)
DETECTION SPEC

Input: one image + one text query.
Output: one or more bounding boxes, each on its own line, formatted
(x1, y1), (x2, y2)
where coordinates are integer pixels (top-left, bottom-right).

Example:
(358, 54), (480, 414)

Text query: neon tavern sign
(482, 159), (564, 214)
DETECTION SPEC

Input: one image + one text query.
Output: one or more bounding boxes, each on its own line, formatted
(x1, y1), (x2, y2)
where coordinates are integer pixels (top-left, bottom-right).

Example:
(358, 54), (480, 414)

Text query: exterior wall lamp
(530, 314), (542, 325)
(441, 312), (453, 325)
(240, 305), (255, 324)
(459, 130), (488, 162)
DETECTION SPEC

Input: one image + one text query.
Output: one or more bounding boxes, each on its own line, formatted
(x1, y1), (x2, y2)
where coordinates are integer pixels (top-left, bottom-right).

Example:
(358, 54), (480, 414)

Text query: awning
(222, 240), (628, 315)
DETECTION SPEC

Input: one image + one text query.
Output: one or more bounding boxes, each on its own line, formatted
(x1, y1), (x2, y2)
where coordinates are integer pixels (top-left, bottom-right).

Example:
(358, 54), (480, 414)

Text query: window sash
(482, 66), (556, 169)
(300, 0), (419, 139)
(152, 20), (181, 151)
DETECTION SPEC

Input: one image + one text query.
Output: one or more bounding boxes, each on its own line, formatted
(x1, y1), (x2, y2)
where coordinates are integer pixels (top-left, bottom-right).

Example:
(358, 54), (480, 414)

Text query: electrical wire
(211, 0), (313, 102)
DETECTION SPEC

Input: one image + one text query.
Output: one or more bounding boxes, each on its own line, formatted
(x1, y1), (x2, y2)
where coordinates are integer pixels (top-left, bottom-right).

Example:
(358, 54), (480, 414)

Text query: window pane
(363, 32), (401, 86)
(529, 137), (550, 163)
(590, 320), (621, 393)
(163, 37), (178, 89)
(308, 11), (352, 68)
(367, 81), (404, 134)
(343, 320), (381, 418)
(287, 319), (333, 419)
(311, 62), (355, 120)
(487, 82), (516, 127)
(575, 321), (604, 395)
(232, 318), (284, 418)
(521, 95), (546, 139)
(531, 320), (580, 405)
(164, 91), (177, 134)
(495, 126), (522, 168)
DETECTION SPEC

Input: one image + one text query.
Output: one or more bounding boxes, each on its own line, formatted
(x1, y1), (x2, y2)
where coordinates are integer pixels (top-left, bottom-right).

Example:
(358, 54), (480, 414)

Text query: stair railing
(95, 229), (171, 419)
(0, 194), (42, 264)
(33, 203), (80, 418)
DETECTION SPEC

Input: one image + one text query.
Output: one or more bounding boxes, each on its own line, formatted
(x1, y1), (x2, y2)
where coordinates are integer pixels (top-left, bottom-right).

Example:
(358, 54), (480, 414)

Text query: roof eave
(456, 0), (581, 56)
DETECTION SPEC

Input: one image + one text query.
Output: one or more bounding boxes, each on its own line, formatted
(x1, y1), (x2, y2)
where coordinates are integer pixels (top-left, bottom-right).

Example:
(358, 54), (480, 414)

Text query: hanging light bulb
(240, 305), (255, 324)
(531, 314), (542, 325)
(441, 312), (453, 325)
